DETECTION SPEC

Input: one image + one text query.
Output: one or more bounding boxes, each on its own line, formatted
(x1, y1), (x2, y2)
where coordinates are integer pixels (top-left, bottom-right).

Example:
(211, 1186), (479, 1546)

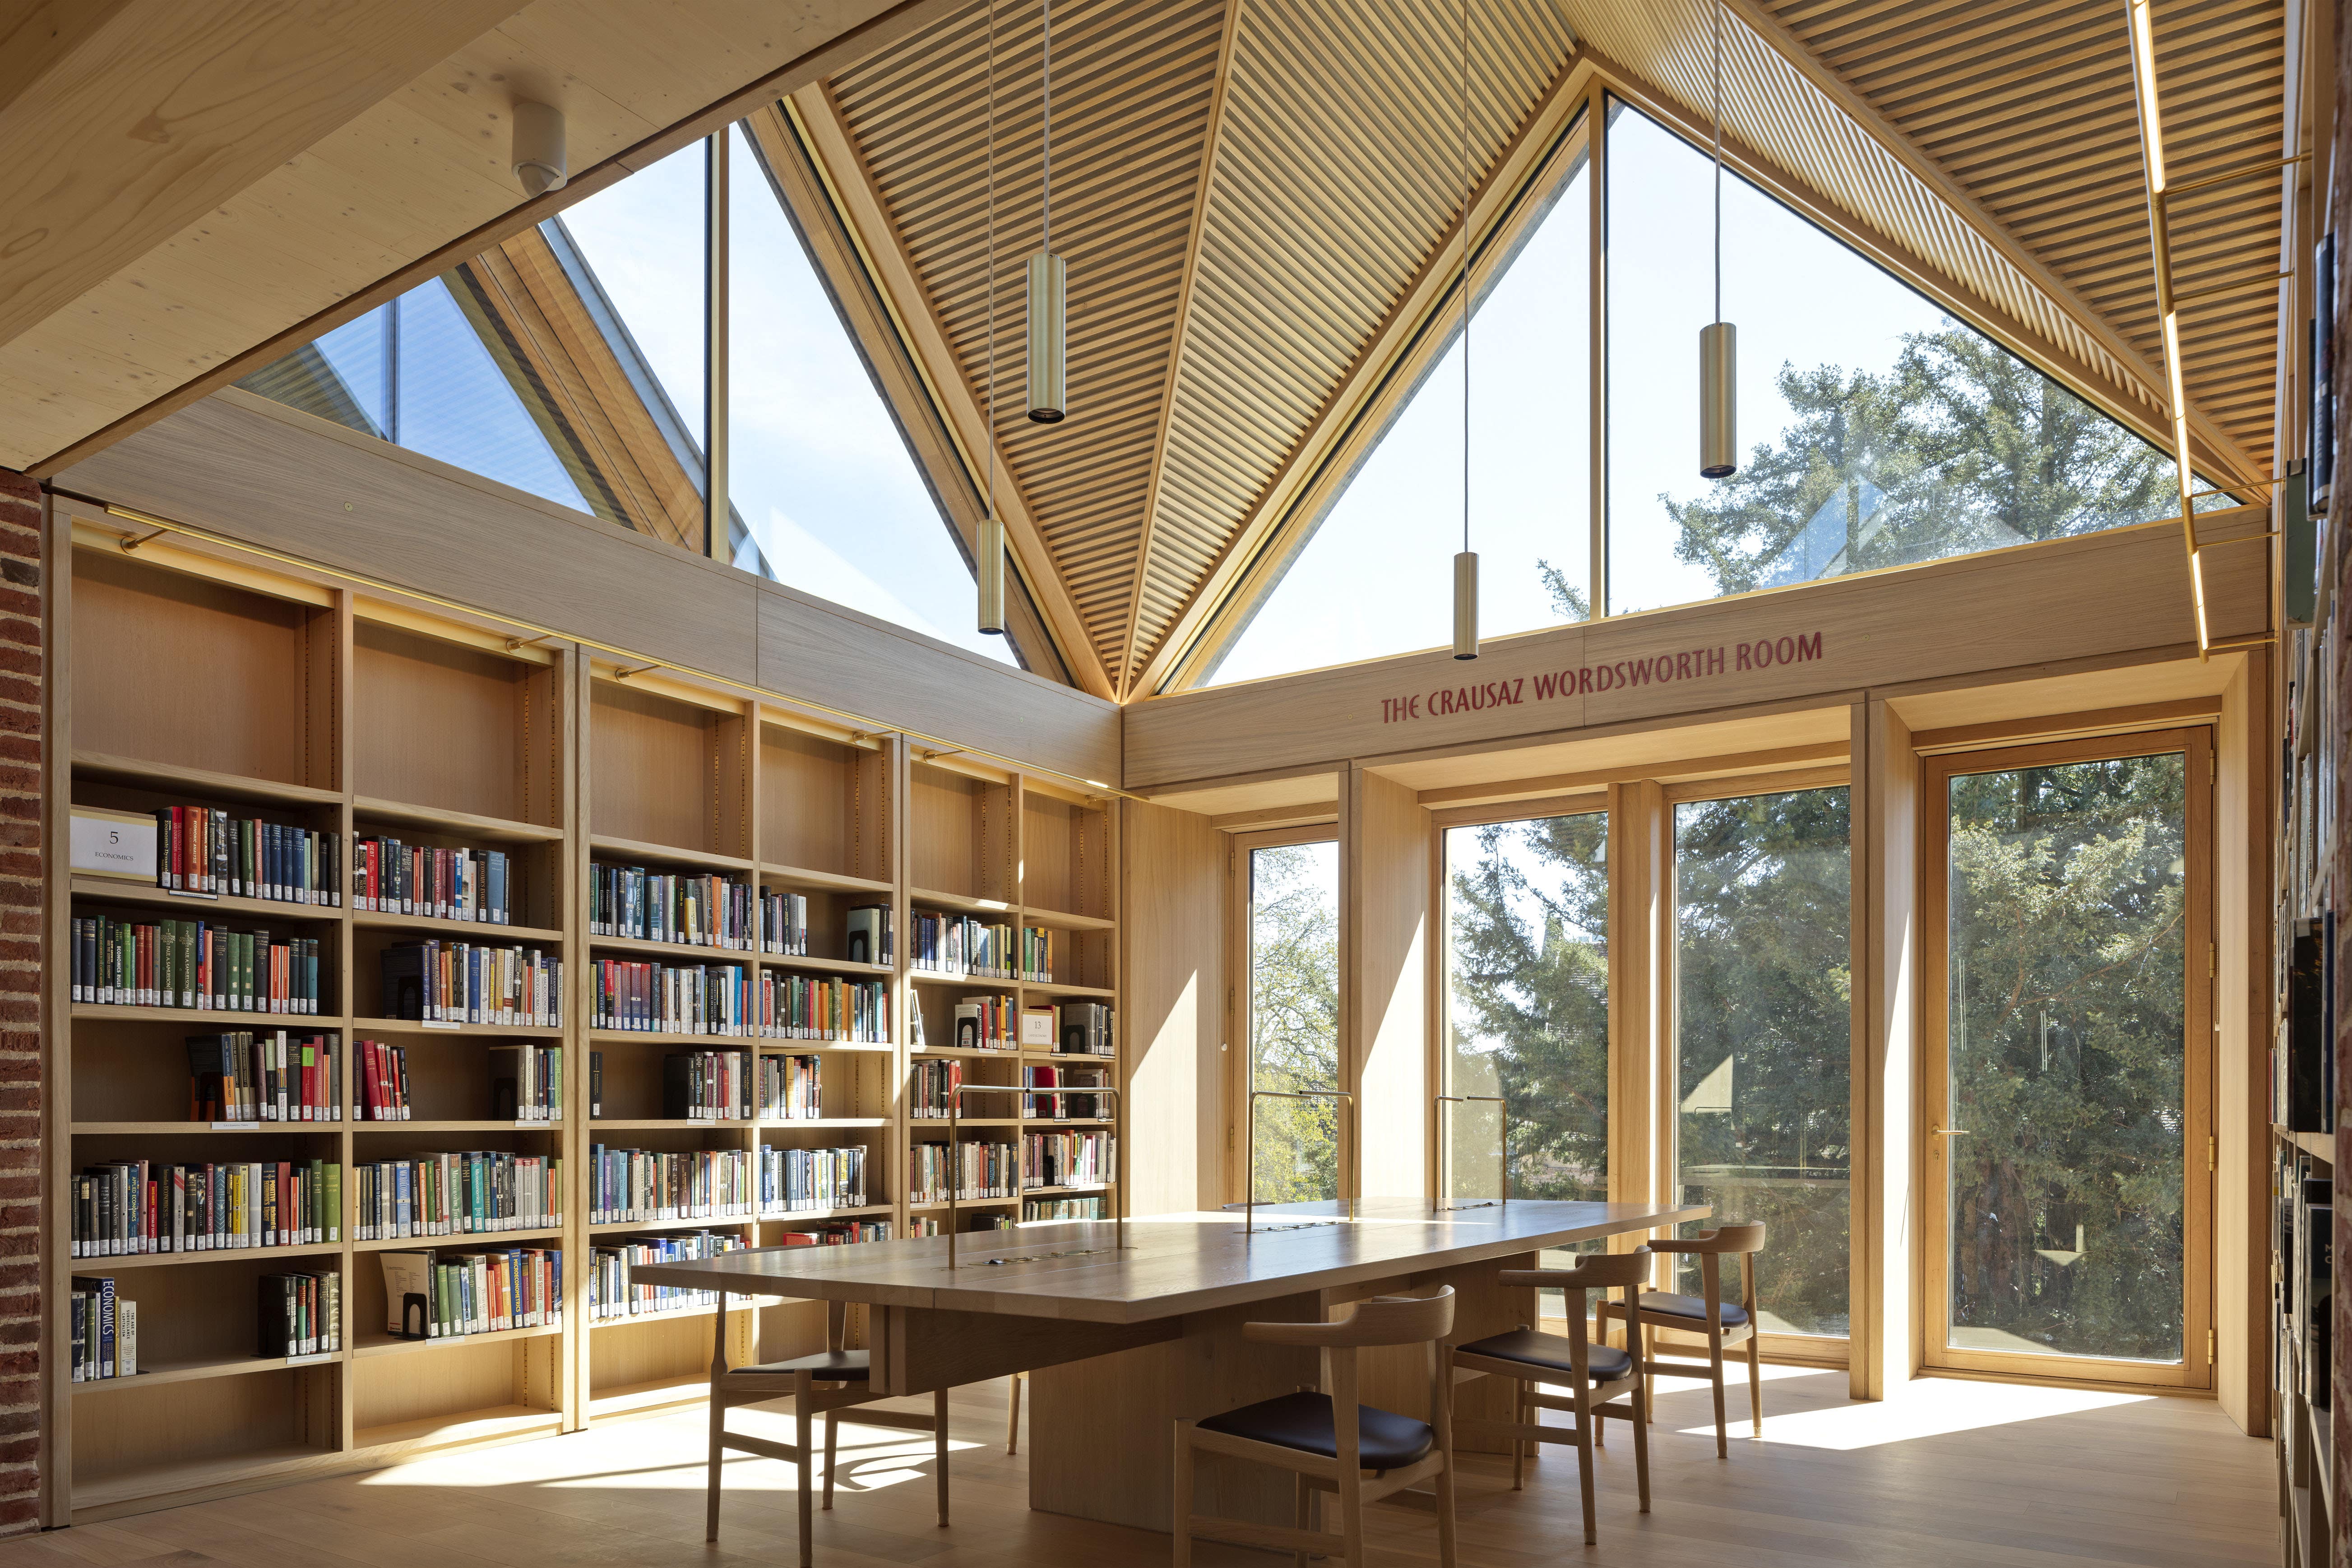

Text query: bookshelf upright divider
(48, 529), (1121, 1520)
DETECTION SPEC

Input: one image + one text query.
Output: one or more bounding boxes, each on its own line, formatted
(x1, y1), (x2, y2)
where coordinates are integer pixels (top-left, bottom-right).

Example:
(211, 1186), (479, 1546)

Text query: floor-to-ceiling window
(1442, 810), (1609, 1209)
(1925, 735), (2208, 1385)
(1240, 836), (1343, 1206)
(1673, 784), (1852, 1340)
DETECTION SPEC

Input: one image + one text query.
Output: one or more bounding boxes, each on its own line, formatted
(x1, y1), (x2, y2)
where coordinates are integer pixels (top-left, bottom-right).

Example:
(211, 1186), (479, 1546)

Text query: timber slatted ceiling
(830, 0), (1228, 686)
(1132, 0), (1576, 694)
(1750, 0), (2284, 477)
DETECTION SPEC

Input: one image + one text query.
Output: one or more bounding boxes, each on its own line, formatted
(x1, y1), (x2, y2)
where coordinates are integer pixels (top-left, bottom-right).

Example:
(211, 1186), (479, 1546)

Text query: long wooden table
(633, 1198), (1704, 1532)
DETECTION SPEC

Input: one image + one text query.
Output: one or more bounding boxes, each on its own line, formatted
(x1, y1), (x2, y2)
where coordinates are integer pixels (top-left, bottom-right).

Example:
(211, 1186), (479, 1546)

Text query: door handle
(1932, 1126), (1970, 1136)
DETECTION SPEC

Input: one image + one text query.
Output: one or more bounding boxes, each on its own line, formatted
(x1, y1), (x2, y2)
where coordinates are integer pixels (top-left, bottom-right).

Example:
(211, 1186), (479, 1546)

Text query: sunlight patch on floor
(1676, 1375), (2152, 1451)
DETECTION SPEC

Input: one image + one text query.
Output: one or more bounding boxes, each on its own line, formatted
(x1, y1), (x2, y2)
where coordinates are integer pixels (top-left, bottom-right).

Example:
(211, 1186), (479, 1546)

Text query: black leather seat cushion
(738, 1348), (871, 1379)
(1456, 1328), (1632, 1382)
(1637, 1291), (1750, 1327)
(1197, 1391), (1434, 1471)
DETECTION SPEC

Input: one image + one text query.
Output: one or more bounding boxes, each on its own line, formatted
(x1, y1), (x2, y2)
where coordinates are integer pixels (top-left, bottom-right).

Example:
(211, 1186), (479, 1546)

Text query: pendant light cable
(986, 0), (996, 528)
(1712, 0), (1722, 324)
(1042, 0), (1052, 255)
(1460, 0), (1472, 555)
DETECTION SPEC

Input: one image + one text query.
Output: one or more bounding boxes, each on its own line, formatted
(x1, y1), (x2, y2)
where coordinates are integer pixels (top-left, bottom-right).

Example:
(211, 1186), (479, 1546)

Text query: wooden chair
(1597, 1221), (1766, 1457)
(704, 1297), (950, 1568)
(1174, 1285), (1459, 1568)
(1449, 1248), (1652, 1545)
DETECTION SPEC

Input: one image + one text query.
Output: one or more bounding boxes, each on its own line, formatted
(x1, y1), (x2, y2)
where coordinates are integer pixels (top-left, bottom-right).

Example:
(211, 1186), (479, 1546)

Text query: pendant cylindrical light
(977, 513), (1006, 634)
(1700, 0), (1737, 481)
(1450, 0), (1478, 660)
(1700, 320), (1736, 478)
(1025, 0), (1066, 424)
(1453, 551), (1480, 660)
(1025, 250), (1065, 424)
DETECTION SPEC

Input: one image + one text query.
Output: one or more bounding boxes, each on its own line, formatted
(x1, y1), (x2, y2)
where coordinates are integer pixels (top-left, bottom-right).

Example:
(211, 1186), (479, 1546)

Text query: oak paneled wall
(1122, 515), (2260, 790)
(1344, 766), (1429, 1206)
(51, 389), (1120, 786)
(1120, 801), (1224, 1215)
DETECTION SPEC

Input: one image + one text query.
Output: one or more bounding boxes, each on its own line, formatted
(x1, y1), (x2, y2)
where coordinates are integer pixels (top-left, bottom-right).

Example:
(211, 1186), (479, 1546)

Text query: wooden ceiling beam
(23, 0), (968, 478)
(787, 78), (1116, 700)
(1115, 0), (1245, 701)
(0, 0), (525, 356)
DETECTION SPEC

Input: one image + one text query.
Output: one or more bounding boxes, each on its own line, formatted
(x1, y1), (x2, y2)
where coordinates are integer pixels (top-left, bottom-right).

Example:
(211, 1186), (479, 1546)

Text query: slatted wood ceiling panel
(1129, 0), (1575, 691)
(831, 0), (1227, 684)
(1757, 0), (2285, 479)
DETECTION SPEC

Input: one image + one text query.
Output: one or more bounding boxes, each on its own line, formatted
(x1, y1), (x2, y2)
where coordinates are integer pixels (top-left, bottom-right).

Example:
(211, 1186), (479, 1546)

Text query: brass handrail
(1434, 1093), (1508, 1210)
(1244, 1087), (1354, 1236)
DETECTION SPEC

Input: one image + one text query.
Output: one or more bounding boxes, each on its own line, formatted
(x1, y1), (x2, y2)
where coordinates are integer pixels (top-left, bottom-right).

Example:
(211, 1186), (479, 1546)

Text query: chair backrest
(1242, 1284), (1456, 1348)
(1499, 1246), (1650, 1292)
(1684, 1221), (1767, 1254)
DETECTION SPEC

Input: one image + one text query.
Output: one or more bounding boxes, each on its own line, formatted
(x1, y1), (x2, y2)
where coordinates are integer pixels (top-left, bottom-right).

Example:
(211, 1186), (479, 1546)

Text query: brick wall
(0, 470), (39, 1533)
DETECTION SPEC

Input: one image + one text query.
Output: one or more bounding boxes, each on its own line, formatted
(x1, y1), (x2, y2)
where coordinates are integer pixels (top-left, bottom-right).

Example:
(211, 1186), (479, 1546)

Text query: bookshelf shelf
(351, 1016), (562, 1038)
(73, 751), (344, 809)
(909, 1116), (1020, 1128)
(587, 1304), (755, 1332)
(352, 1321), (565, 1358)
(353, 910), (565, 944)
(72, 1121), (341, 1136)
(761, 952), (892, 978)
(88, 1243), (344, 1272)
(352, 1228), (565, 1253)
(352, 796), (566, 843)
(906, 1198), (1019, 1211)
(68, 877), (342, 924)
(52, 546), (1121, 1521)
(588, 833), (755, 874)
(1023, 1184), (1112, 1196)
(2277, 1124), (2333, 1160)
(907, 886), (1015, 917)
(759, 862), (894, 895)
(70, 1351), (338, 1393)
(1023, 906), (1117, 933)
(910, 1045), (1022, 1059)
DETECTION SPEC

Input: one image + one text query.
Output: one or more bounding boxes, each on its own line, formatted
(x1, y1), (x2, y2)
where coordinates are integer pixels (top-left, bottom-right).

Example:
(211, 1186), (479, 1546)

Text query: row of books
(589, 1230), (743, 1319)
(380, 1246), (561, 1338)
(1039, 1001), (1116, 1058)
(590, 864), (761, 952)
(352, 1152), (562, 1240)
(354, 1040), (564, 1121)
(776, 1220), (892, 1245)
(910, 1058), (996, 1119)
(1022, 1063), (1109, 1118)
(72, 1158), (341, 1256)
(909, 1213), (1010, 1237)
(156, 808), (340, 907)
(589, 960), (889, 1040)
(2273, 919), (2333, 1132)
(948, 994), (1017, 1052)
(67, 1277), (135, 1381)
(2277, 1142), (2332, 1411)
(381, 940), (562, 1027)
(1023, 1196), (1107, 1222)
(661, 1049), (839, 1121)
(187, 1029), (339, 1121)
(72, 916), (324, 1013)
(908, 1140), (1019, 1203)
(1022, 1130), (1114, 1188)
(587, 1142), (873, 1221)
(911, 913), (1051, 981)
(259, 1269), (341, 1358)
(355, 837), (517, 924)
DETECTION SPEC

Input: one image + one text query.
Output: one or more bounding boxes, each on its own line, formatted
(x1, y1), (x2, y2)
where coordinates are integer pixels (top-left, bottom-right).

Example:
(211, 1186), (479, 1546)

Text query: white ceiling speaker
(513, 102), (568, 198)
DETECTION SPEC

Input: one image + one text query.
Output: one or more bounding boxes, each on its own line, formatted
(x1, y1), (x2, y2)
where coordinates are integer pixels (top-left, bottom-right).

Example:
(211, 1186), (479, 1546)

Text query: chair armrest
(1644, 1239), (1703, 1253)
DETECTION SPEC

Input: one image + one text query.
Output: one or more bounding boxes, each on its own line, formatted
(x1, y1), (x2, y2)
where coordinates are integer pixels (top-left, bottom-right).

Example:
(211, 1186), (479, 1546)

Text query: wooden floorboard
(4, 1369), (2276, 1566)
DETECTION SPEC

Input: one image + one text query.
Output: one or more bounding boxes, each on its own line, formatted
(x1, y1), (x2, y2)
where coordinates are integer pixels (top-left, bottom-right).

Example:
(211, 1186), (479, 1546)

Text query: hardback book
(2307, 1203), (2332, 1410)
(954, 1003), (982, 1051)
(118, 1298), (137, 1378)
(2284, 923), (2326, 1130)
(69, 1275), (116, 1379)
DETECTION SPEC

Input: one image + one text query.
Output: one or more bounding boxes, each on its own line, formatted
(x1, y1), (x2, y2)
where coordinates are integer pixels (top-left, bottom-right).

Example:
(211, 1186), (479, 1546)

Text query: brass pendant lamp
(978, 0), (1007, 634)
(1451, 0), (1479, 661)
(1699, 0), (1737, 479)
(1025, 0), (1066, 423)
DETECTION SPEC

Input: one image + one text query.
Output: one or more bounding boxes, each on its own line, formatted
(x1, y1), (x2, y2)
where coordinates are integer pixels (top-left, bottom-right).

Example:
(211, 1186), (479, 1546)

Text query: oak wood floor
(0, 1368), (2277, 1567)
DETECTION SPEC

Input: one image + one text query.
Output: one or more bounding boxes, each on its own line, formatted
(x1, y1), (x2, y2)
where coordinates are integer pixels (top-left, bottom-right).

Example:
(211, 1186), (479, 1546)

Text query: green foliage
(1445, 815), (1610, 1204)
(1665, 328), (2179, 597)
(1247, 842), (1341, 1203)
(1673, 789), (1852, 1336)
(1945, 755), (2186, 1361)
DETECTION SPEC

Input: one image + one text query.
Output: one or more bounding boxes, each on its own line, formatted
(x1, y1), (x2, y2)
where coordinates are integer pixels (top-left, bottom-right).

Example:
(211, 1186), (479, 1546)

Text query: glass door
(1922, 731), (2211, 1386)
(1232, 834), (1343, 1207)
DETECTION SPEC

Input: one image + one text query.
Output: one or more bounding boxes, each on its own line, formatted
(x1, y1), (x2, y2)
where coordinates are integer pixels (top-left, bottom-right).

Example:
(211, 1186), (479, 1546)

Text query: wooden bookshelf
(47, 545), (1121, 1520)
